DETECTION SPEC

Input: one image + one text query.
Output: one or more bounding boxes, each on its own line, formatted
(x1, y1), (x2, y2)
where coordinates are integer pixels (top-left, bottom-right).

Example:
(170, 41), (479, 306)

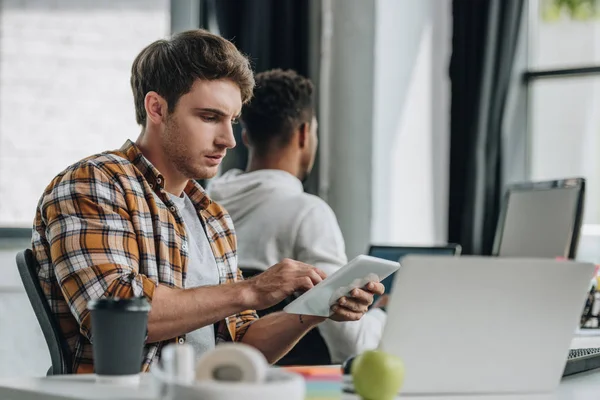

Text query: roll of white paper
(161, 343), (195, 384)
(195, 343), (268, 384)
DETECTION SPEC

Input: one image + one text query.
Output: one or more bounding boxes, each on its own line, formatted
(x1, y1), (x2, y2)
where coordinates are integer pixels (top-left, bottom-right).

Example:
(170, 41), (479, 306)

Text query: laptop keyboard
(568, 348), (600, 359)
(563, 347), (600, 376)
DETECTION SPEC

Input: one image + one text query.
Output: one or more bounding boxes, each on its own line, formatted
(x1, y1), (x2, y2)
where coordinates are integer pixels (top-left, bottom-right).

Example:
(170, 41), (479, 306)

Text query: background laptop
(492, 177), (585, 259)
(380, 255), (595, 395)
(367, 244), (461, 297)
(490, 177), (600, 372)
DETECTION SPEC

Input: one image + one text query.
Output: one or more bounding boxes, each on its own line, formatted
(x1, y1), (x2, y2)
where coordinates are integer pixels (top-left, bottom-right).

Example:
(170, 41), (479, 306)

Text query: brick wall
(0, 0), (169, 378)
(0, 0), (169, 227)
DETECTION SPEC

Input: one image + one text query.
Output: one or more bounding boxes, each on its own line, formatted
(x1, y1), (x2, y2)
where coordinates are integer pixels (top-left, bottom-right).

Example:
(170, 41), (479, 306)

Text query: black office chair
(241, 267), (332, 366)
(16, 249), (72, 375)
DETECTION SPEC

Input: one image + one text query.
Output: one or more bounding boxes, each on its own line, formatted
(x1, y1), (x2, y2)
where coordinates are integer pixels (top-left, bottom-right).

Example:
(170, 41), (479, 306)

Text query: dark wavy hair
(241, 69), (314, 154)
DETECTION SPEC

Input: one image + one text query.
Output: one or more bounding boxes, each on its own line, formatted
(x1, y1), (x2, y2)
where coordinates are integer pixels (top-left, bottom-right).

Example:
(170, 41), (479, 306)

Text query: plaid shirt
(32, 140), (258, 374)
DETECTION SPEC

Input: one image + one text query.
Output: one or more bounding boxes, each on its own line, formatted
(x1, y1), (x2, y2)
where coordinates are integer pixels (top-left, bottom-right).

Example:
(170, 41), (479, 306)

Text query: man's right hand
(242, 259), (327, 310)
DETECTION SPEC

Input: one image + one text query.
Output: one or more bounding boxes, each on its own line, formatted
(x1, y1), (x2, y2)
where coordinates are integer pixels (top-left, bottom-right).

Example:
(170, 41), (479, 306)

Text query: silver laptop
(381, 256), (595, 395)
(492, 178), (585, 259)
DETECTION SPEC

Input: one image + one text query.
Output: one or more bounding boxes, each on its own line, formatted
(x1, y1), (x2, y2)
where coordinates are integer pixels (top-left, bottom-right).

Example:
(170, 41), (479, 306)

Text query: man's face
(161, 79), (242, 180)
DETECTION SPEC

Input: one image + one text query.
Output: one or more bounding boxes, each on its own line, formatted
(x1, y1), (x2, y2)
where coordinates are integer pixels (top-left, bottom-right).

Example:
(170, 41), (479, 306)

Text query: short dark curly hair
(241, 69), (314, 154)
(131, 29), (254, 126)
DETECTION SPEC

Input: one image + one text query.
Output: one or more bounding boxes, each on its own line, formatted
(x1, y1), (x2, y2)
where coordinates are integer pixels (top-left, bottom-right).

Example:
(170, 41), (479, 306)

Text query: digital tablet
(283, 255), (400, 317)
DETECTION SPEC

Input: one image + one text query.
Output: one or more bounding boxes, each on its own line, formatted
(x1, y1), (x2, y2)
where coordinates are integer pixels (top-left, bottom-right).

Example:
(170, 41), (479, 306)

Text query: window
(0, 0), (169, 227)
(527, 0), (600, 261)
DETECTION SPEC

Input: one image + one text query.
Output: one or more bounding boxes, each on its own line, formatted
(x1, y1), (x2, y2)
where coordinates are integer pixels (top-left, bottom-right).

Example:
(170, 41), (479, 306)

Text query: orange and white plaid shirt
(32, 140), (258, 374)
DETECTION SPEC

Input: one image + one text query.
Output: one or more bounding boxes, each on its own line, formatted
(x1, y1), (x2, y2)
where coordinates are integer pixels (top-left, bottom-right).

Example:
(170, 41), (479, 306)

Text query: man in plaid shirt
(31, 29), (384, 373)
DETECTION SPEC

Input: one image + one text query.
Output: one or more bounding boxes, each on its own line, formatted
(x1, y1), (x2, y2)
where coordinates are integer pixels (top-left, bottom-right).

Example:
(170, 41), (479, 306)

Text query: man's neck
(246, 152), (301, 180)
(135, 132), (189, 196)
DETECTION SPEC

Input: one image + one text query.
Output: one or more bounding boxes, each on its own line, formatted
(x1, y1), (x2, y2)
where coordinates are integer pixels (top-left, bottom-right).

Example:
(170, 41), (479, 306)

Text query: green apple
(351, 349), (405, 400)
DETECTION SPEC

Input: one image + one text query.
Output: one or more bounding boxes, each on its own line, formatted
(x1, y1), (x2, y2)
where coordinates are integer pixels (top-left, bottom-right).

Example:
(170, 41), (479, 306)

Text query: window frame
(523, 0), (600, 230)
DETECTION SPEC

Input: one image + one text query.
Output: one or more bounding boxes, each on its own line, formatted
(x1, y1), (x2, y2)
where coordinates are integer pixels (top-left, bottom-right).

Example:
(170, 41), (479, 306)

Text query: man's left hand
(329, 281), (385, 322)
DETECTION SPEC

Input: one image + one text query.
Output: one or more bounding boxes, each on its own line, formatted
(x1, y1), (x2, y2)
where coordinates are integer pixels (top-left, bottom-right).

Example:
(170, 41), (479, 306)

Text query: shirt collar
(119, 139), (213, 210)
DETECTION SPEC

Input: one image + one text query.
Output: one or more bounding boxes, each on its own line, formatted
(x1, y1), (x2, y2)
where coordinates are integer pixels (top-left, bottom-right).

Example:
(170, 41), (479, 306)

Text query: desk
(2, 334), (600, 400)
(0, 369), (599, 400)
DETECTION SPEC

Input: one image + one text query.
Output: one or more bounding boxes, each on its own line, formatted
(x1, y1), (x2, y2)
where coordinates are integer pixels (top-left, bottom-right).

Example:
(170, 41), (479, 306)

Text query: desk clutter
(151, 344), (404, 400)
(152, 343), (305, 400)
(283, 366), (342, 400)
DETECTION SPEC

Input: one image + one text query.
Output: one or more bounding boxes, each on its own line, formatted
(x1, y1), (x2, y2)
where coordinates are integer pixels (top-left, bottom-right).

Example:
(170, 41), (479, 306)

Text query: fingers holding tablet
(244, 259), (328, 310)
(329, 280), (383, 321)
(283, 255), (400, 318)
(365, 281), (385, 296)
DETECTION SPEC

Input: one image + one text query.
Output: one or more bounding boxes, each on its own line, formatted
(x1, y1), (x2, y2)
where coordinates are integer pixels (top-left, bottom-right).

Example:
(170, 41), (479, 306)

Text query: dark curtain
(448, 0), (525, 255)
(207, 0), (311, 173)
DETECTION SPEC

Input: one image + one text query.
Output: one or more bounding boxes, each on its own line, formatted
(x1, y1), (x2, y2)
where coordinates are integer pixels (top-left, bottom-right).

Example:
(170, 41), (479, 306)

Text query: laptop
(492, 177), (585, 259)
(367, 244), (461, 296)
(490, 177), (600, 372)
(379, 256), (595, 395)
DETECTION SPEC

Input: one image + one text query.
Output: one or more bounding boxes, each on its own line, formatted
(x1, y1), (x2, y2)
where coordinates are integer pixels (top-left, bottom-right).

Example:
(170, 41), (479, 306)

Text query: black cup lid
(87, 297), (151, 312)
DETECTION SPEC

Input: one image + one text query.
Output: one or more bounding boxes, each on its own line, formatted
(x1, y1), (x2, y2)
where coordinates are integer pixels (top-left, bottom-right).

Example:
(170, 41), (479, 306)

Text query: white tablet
(283, 255), (400, 317)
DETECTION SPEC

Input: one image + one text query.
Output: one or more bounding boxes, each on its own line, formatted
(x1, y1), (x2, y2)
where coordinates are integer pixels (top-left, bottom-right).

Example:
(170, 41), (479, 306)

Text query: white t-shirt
(169, 193), (220, 358)
(208, 169), (386, 363)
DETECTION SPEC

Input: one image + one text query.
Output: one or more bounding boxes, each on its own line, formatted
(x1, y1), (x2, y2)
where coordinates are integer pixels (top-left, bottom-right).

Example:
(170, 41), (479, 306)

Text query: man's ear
(144, 91), (168, 125)
(298, 122), (310, 149)
(242, 130), (250, 148)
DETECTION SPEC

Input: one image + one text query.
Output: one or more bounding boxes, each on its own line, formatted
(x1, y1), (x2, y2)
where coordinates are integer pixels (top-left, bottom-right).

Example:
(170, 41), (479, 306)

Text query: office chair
(239, 267), (263, 279)
(240, 267), (332, 365)
(16, 249), (72, 375)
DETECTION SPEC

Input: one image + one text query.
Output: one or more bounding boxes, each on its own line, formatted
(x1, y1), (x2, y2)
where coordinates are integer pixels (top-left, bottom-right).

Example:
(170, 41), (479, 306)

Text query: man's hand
(241, 259), (327, 310)
(329, 281), (385, 322)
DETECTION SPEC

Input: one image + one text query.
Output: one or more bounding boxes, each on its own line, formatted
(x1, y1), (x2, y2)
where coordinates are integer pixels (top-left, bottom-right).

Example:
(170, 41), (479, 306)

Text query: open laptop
(367, 244), (461, 297)
(489, 177), (600, 370)
(492, 177), (585, 259)
(378, 256), (595, 395)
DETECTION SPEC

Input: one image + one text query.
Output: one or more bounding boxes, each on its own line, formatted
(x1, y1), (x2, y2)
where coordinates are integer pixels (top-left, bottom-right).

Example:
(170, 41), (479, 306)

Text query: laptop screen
(368, 246), (459, 294)
(493, 179), (585, 259)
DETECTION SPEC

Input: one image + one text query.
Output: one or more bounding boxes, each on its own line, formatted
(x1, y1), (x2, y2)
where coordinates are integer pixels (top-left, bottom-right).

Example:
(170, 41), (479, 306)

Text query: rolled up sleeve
(233, 268), (258, 341)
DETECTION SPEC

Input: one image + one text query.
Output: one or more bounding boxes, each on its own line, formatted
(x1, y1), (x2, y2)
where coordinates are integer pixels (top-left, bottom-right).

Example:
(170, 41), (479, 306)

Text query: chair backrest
(240, 267), (332, 366)
(239, 267), (263, 279)
(16, 249), (72, 375)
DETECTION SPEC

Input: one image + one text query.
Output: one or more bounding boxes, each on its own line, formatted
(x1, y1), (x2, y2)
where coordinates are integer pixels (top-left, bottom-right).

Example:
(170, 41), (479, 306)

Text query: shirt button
(178, 338), (185, 344)
(170, 206), (176, 212)
(182, 243), (188, 251)
(156, 177), (162, 185)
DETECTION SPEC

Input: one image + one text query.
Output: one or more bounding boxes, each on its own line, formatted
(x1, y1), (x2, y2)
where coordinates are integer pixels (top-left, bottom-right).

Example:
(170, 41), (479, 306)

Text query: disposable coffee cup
(88, 297), (151, 384)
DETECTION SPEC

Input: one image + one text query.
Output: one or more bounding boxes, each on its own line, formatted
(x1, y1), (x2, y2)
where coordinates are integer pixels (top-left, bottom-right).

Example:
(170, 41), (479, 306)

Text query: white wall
(0, 239), (49, 378)
(319, 0), (377, 259)
(0, 0), (169, 378)
(0, 0), (169, 227)
(372, 0), (451, 246)
(322, 0), (451, 257)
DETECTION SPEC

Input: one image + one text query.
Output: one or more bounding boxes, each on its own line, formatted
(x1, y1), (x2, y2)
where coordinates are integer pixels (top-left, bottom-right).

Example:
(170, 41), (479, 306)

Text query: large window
(0, 0), (169, 227)
(527, 0), (600, 261)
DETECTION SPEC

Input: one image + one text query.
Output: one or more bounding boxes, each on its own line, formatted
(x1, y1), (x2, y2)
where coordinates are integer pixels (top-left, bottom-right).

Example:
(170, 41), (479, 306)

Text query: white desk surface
(0, 368), (599, 400)
(2, 334), (600, 400)
(1, 372), (599, 400)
